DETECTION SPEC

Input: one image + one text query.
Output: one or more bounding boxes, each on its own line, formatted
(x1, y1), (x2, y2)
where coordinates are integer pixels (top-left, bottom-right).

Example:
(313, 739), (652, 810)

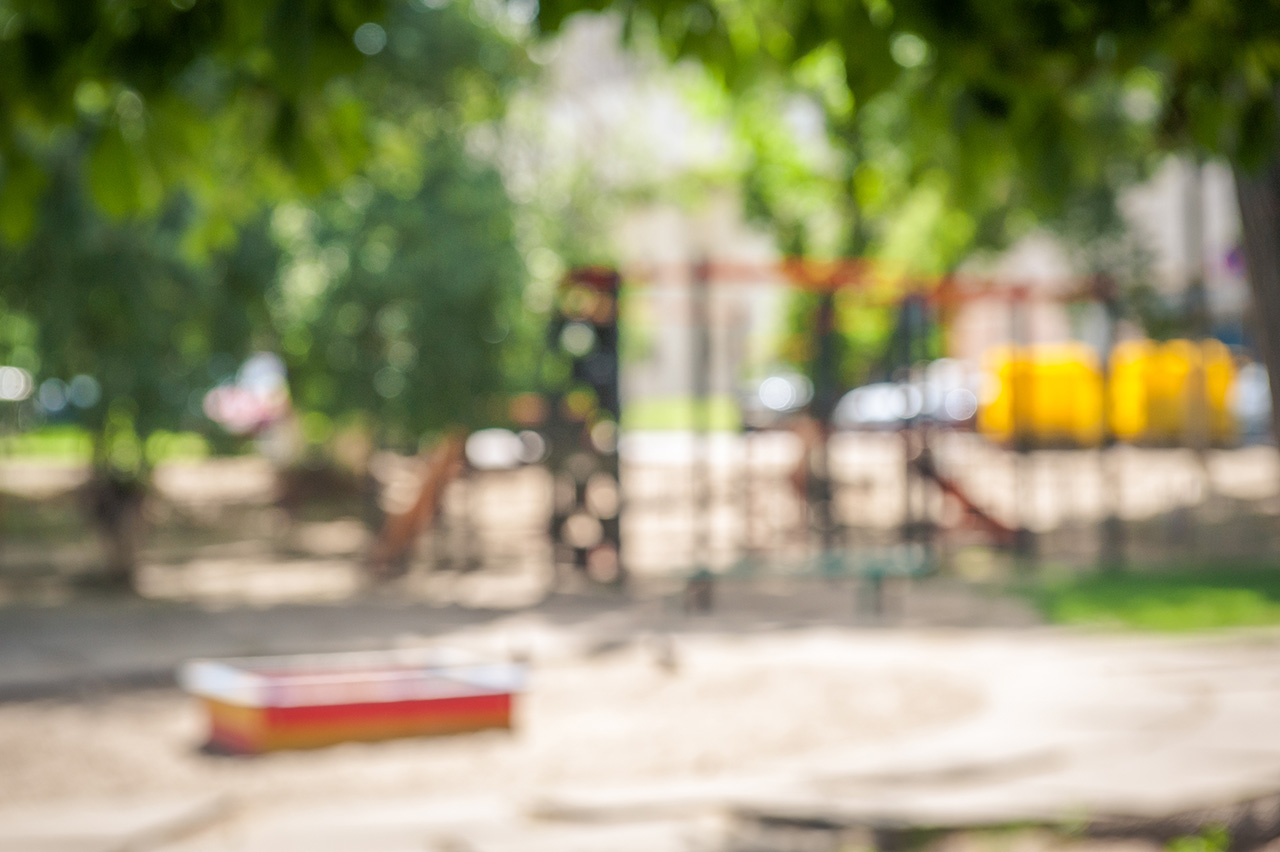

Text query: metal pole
(1184, 156), (1211, 554)
(727, 302), (754, 563)
(742, 424), (756, 558)
(1096, 274), (1126, 570)
(812, 290), (840, 567)
(691, 258), (713, 574)
(900, 295), (917, 546)
(1010, 288), (1036, 562)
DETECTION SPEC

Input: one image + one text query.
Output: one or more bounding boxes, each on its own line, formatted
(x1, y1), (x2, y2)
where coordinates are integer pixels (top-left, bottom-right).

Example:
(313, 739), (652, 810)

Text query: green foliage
(778, 291), (898, 389)
(706, 25), (1163, 268)
(1168, 826), (1229, 852)
(0, 149), (278, 472)
(1032, 562), (1280, 632)
(539, 0), (1280, 170)
(534, 0), (1274, 305)
(538, 3), (1181, 387)
(0, 0), (395, 244)
(273, 135), (525, 444)
(0, 0), (535, 464)
(266, 0), (531, 446)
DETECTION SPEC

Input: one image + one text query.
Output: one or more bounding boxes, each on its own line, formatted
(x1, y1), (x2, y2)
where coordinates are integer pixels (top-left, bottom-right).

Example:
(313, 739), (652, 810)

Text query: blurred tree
(536, 1), (1280, 435)
(0, 0), (536, 582)
(0, 0), (393, 247)
(260, 0), (535, 572)
(0, 149), (277, 582)
(663, 21), (1158, 391)
(272, 136), (525, 452)
(268, 0), (530, 449)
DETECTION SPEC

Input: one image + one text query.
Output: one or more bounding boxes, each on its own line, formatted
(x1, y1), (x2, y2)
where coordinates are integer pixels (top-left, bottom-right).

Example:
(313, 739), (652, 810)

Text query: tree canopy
(537, 0), (1280, 168)
(0, 0), (533, 464)
(534, 0), (1280, 439)
(0, 1), (385, 243)
(274, 133), (525, 448)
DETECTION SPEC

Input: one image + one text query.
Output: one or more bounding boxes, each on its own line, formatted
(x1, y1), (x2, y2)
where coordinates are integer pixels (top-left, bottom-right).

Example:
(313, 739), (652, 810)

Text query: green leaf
(0, 154), (47, 243)
(88, 128), (141, 219)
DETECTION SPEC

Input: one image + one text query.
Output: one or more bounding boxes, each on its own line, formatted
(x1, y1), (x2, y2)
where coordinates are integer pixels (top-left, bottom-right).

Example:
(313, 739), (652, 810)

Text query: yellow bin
(1109, 339), (1236, 445)
(979, 343), (1105, 447)
(979, 339), (1237, 447)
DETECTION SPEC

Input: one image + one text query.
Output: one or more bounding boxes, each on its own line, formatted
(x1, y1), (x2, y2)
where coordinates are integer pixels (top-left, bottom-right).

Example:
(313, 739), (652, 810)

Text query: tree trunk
(85, 470), (147, 587)
(1234, 146), (1280, 445)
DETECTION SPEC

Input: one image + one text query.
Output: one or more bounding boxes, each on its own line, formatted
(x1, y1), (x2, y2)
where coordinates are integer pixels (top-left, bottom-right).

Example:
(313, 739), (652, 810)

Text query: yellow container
(1109, 339), (1236, 445)
(979, 343), (1105, 447)
(979, 339), (1236, 447)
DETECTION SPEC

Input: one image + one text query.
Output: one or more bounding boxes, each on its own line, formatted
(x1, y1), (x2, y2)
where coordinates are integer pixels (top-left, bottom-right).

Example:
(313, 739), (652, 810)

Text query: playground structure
(384, 258), (1274, 597)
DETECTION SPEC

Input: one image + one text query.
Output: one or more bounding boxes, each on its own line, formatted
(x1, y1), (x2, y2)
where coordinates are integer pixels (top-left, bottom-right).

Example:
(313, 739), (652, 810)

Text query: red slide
(912, 448), (1017, 547)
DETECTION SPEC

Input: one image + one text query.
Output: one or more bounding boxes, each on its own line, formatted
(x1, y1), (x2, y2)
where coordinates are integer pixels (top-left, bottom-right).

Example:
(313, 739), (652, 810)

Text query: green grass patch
(621, 395), (742, 431)
(1031, 560), (1280, 631)
(0, 425), (93, 461)
(1, 426), (211, 463)
(143, 430), (211, 463)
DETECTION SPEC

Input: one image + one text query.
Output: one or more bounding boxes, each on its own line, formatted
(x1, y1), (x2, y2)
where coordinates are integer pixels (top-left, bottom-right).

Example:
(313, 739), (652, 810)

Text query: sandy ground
(0, 629), (979, 807)
(2, 440), (1279, 849)
(6, 591), (1280, 851)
